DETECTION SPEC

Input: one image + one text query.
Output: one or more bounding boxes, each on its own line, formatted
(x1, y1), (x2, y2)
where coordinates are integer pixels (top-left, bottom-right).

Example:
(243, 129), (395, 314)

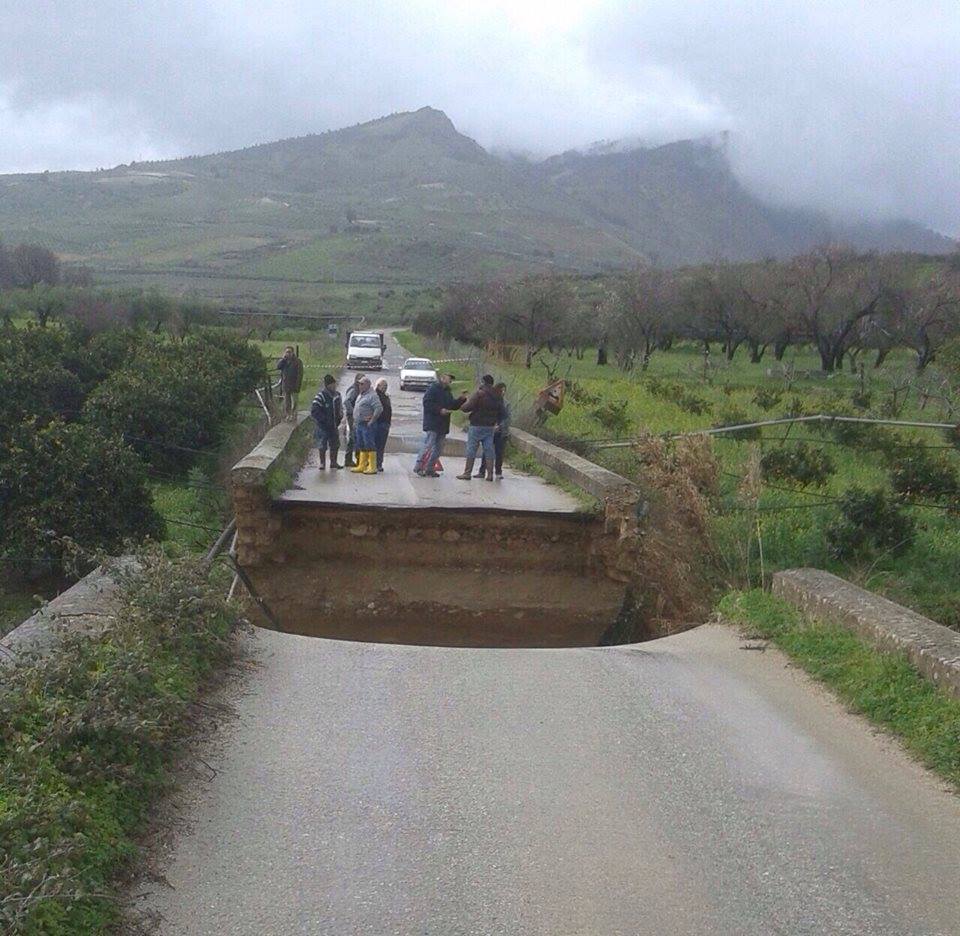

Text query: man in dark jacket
(277, 346), (304, 421)
(310, 374), (344, 470)
(414, 373), (466, 477)
(457, 374), (505, 481)
(342, 372), (365, 468)
(374, 377), (392, 472)
(477, 382), (511, 479)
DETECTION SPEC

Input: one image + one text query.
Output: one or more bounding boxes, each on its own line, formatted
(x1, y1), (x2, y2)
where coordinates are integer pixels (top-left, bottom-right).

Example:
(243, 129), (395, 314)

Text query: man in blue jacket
(414, 373), (467, 477)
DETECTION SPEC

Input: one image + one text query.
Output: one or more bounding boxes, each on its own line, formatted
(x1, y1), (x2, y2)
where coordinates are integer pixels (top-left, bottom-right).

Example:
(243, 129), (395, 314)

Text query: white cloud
(0, 0), (957, 233)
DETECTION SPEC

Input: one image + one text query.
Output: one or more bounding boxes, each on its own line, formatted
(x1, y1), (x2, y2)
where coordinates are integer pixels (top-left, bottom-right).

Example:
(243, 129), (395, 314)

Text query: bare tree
(782, 246), (887, 372)
(11, 243), (60, 289)
(690, 264), (746, 361)
(886, 266), (960, 370)
(738, 261), (789, 363)
(603, 266), (674, 371)
(502, 276), (573, 367)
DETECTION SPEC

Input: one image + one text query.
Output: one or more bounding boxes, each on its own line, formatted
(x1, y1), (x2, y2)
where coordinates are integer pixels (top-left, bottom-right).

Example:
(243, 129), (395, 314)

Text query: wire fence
(591, 413), (958, 450)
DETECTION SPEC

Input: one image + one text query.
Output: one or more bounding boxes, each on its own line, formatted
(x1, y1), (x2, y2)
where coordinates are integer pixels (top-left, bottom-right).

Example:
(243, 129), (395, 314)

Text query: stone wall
(773, 568), (960, 700)
(509, 428), (643, 586)
(232, 414), (312, 567)
(1, 566), (121, 668)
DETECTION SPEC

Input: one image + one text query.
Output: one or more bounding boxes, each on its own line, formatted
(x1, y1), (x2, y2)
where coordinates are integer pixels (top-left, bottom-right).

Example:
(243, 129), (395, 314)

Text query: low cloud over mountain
(1, 1), (957, 236)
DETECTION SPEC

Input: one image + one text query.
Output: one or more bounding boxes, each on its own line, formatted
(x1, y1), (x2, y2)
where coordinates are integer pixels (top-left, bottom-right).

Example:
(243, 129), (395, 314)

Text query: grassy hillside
(0, 108), (953, 304)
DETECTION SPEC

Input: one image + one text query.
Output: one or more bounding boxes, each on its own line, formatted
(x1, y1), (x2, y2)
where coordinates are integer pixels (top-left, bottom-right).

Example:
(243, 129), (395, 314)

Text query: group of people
(310, 372), (392, 473)
(413, 372), (510, 482)
(308, 363), (511, 481)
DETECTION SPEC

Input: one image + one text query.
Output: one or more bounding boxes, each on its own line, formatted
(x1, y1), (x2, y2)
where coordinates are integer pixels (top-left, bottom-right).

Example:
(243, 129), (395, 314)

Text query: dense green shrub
(822, 401), (889, 447)
(644, 376), (711, 415)
(826, 487), (917, 560)
(82, 335), (265, 474)
(676, 391), (712, 415)
(566, 380), (600, 405)
(83, 326), (144, 381)
(0, 324), (85, 430)
(0, 420), (164, 571)
(0, 548), (242, 933)
(779, 394), (814, 419)
(752, 386), (782, 411)
(185, 329), (267, 400)
(889, 449), (960, 500)
(944, 425), (960, 452)
(1, 320), (263, 572)
(761, 443), (836, 487)
(591, 399), (633, 437)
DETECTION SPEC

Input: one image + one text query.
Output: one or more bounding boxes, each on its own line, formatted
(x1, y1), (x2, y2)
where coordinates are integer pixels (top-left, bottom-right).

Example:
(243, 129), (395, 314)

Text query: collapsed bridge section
(231, 416), (644, 647)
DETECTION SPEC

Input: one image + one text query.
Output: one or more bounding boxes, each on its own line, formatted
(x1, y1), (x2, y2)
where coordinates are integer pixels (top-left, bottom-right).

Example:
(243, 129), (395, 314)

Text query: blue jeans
(466, 425), (495, 466)
(355, 421), (376, 452)
(415, 431), (446, 472)
(375, 422), (390, 469)
(479, 430), (506, 474)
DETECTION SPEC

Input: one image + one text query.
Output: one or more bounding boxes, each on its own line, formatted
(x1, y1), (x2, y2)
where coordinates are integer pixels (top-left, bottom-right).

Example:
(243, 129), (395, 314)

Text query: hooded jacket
(462, 384), (505, 427)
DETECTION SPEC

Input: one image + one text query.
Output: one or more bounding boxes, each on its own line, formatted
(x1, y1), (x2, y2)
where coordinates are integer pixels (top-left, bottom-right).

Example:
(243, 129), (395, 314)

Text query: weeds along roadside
(0, 546), (249, 935)
(394, 329), (960, 631)
(719, 589), (960, 792)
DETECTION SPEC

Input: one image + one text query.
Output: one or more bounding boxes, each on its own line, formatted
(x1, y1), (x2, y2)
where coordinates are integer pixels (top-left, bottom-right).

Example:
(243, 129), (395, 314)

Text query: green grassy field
(92, 269), (441, 324)
(397, 330), (960, 629)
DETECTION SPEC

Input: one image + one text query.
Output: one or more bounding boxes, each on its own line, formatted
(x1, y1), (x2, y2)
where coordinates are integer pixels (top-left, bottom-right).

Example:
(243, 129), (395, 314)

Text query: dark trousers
(479, 431), (506, 474)
(315, 426), (339, 465)
(375, 422), (390, 469)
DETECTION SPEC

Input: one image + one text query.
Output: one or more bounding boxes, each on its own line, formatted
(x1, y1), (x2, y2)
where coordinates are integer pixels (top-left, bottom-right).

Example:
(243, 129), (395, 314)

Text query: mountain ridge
(0, 107), (952, 292)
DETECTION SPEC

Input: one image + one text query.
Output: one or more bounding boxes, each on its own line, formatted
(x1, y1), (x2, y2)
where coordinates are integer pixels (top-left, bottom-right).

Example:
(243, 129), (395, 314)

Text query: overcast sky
(1, 0), (958, 234)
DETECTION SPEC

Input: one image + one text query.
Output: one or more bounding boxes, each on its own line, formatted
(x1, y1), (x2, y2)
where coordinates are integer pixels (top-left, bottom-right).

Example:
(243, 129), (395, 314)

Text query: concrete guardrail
(773, 568), (960, 700)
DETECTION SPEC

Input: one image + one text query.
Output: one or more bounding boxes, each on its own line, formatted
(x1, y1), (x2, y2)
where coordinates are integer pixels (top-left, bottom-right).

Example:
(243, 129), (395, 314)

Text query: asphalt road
(137, 624), (960, 936)
(338, 328), (470, 440)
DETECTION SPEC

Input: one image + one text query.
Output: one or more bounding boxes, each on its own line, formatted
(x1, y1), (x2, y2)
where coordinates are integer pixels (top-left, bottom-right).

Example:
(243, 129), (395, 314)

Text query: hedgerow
(0, 422), (164, 572)
(0, 321), (265, 573)
(0, 547), (245, 935)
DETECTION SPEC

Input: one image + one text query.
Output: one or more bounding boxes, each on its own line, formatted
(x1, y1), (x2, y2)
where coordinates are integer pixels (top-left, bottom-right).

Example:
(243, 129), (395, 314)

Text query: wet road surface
(138, 625), (960, 935)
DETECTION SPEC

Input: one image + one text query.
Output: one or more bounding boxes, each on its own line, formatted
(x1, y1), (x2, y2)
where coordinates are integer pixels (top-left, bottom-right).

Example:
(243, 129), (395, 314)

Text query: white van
(346, 331), (385, 369)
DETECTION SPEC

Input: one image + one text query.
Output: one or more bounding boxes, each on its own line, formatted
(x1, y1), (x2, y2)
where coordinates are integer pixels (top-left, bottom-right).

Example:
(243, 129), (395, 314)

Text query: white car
(399, 357), (437, 391)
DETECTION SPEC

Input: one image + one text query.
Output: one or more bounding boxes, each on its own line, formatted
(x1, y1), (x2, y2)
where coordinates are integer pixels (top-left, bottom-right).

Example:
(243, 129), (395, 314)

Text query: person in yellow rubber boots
(350, 376), (383, 475)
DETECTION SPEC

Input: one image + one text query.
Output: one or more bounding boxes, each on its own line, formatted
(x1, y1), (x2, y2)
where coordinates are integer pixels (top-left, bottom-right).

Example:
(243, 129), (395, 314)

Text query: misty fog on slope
(0, 0), (957, 235)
